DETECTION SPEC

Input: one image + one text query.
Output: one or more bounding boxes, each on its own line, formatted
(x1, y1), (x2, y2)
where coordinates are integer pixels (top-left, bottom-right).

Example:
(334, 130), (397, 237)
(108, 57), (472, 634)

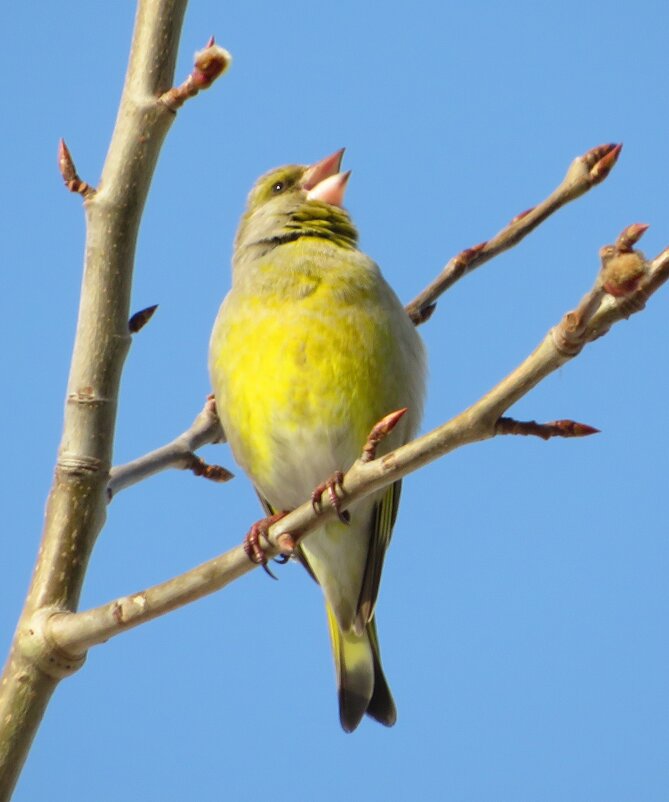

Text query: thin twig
(405, 143), (622, 324)
(496, 417), (600, 439)
(107, 397), (229, 500)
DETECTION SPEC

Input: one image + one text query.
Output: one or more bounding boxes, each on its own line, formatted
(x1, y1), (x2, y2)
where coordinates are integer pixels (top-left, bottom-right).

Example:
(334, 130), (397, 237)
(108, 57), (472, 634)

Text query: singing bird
(209, 150), (426, 731)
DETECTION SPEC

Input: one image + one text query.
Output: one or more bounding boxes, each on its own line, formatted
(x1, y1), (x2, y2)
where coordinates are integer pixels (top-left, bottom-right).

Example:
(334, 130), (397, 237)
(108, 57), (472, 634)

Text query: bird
(209, 149), (426, 732)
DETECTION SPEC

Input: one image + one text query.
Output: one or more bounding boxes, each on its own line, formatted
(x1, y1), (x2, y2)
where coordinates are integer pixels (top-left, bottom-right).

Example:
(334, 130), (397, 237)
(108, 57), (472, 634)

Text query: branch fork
(107, 397), (230, 501)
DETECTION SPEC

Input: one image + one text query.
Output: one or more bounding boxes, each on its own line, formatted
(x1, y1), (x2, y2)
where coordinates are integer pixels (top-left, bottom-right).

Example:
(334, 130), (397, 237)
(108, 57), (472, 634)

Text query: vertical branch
(0, 1), (188, 797)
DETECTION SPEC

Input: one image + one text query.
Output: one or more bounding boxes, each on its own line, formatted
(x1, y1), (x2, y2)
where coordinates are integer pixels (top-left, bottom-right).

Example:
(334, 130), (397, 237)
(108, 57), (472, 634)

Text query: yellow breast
(209, 239), (422, 507)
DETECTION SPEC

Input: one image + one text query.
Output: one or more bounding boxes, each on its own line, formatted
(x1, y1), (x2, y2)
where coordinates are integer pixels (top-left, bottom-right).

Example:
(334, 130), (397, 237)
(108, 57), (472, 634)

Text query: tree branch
(108, 397), (230, 500)
(405, 143), (622, 324)
(0, 2), (232, 797)
(45, 225), (667, 658)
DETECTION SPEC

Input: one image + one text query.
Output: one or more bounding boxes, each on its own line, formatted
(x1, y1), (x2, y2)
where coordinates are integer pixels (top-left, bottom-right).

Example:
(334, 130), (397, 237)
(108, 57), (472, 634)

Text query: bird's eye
(271, 181), (285, 194)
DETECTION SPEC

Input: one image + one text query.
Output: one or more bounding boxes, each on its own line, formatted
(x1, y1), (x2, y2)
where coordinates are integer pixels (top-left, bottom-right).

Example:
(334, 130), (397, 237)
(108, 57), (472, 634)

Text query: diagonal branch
(45, 225), (668, 658)
(405, 143), (622, 324)
(108, 397), (230, 500)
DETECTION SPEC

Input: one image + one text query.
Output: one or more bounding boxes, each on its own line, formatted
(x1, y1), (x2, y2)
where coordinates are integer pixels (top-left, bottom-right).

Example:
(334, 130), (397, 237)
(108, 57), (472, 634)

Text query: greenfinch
(209, 150), (426, 731)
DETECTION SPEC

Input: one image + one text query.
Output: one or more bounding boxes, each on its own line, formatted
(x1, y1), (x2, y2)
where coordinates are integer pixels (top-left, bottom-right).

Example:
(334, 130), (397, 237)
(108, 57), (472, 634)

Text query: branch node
(550, 315), (586, 357)
(20, 609), (87, 680)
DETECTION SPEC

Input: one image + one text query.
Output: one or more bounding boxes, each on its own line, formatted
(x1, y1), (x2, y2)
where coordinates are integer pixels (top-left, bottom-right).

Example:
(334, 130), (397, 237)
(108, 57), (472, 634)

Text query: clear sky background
(2, 2), (668, 800)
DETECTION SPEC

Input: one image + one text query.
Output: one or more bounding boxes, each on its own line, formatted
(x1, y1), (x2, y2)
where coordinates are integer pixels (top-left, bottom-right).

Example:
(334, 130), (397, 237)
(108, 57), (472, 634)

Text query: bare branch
(107, 397), (229, 500)
(45, 225), (667, 661)
(405, 143), (623, 324)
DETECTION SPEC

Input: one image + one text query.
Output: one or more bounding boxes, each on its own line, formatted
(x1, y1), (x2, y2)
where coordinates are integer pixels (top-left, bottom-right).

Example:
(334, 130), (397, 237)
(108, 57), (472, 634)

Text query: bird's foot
(243, 512), (291, 579)
(311, 471), (351, 524)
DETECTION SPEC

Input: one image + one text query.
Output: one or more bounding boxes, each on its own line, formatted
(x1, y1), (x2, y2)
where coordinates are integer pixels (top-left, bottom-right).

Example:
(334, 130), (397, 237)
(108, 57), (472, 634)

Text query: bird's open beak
(303, 148), (350, 208)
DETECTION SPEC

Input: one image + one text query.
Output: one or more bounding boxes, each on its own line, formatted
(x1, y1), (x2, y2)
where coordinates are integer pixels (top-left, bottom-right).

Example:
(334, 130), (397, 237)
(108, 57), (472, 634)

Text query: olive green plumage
(209, 150), (426, 731)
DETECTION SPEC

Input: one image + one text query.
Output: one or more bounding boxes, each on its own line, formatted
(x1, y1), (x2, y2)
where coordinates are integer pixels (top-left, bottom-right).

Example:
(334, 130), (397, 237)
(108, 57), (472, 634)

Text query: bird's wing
(355, 480), (402, 630)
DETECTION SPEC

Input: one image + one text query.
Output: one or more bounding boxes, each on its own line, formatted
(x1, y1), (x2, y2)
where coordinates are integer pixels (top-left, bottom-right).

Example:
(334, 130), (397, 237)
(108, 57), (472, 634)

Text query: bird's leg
(243, 511), (291, 579)
(311, 471), (351, 524)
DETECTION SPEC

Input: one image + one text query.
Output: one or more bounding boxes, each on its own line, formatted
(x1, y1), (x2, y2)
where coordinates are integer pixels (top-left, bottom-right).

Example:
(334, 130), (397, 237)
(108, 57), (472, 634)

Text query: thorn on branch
(496, 417), (600, 440)
(160, 37), (232, 111)
(183, 453), (234, 483)
(128, 304), (158, 333)
(58, 139), (95, 198)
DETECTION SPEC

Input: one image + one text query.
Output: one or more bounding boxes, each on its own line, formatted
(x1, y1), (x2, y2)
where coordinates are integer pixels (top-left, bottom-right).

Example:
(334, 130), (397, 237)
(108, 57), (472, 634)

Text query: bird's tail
(326, 603), (397, 732)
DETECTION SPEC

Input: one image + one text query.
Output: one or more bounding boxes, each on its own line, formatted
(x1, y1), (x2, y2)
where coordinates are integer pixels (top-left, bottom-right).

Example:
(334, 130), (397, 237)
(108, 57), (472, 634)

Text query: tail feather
(365, 617), (397, 727)
(327, 604), (396, 732)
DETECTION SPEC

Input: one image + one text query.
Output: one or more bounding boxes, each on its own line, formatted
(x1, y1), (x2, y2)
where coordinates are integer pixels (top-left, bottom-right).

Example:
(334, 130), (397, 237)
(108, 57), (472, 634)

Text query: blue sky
(2, 2), (668, 800)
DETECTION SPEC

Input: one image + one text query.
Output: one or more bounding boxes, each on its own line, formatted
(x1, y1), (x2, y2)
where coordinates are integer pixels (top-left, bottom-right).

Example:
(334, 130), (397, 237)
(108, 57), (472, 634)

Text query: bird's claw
(311, 471), (351, 524)
(243, 512), (289, 579)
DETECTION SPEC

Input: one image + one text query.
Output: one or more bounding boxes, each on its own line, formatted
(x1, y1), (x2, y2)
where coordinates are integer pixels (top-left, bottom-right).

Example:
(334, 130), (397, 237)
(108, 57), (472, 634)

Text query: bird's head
(234, 149), (357, 256)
